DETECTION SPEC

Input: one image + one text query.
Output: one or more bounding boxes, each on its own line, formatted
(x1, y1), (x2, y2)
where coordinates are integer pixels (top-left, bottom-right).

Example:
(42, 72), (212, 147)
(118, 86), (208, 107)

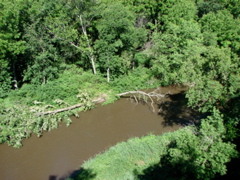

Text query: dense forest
(0, 0), (239, 179)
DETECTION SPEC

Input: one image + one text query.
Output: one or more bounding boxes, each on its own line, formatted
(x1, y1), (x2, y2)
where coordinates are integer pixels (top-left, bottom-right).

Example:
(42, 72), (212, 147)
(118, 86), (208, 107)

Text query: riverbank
(69, 133), (174, 180)
(68, 111), (237, 180)
(0, 94), (182, 180)
(0, 66), (159, 148)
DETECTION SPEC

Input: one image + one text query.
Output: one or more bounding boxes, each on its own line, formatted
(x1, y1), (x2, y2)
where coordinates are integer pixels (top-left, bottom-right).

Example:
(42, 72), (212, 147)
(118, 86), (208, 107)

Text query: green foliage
(45, 0), (99, 72)
(22, 0), (65, 84)
(95, 2), (147, 80)
(151, 18), (204, 86)
(0, 0), (27, 94)
(0, 4), (239, 178)
(197, 0), (240, 19)
(160, 0), (198, 25)
(200, 9), (240, 53)
(197, 0), (224, 17)
(0, 102), (75, 148)
(110, 67), (159, 92)
(147, 2), (240, 111)
(0, 59), (11, 98)
(160, 109), (237, 179)
(186, 46), (240, 112)
(222, 94), (240, 140)
(6, 65), (106, 106)
(223, 0), (240, 18)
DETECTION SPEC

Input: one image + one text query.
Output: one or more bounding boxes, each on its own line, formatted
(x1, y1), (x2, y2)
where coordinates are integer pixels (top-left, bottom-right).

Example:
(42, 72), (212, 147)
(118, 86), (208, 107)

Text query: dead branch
(117, 90), (166, 98)
(117, 90), (170, 112)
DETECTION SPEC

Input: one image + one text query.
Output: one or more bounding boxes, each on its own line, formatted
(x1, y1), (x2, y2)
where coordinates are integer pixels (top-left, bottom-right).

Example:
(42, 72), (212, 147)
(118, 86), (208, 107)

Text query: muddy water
(0, 86), (191, 180)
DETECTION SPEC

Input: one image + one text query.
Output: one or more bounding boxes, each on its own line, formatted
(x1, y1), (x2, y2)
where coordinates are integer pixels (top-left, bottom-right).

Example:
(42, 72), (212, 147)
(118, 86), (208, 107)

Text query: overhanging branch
(117, 90), (170, 112)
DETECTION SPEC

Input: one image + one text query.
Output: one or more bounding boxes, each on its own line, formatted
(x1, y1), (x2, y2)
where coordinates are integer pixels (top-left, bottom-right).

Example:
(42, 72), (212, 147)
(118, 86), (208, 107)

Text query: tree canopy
(0, 0), (239, 178)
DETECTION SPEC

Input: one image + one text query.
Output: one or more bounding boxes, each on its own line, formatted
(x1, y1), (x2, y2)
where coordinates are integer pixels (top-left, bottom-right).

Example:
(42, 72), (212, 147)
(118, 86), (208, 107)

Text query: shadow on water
(49, 175), (57, 180)
(158, 91), (206, 127)
(56, 168), (96, 180)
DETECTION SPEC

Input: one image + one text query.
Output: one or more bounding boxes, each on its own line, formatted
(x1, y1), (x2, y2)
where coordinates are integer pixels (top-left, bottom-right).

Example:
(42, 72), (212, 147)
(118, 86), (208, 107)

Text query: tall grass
(69, 133), (175, 180)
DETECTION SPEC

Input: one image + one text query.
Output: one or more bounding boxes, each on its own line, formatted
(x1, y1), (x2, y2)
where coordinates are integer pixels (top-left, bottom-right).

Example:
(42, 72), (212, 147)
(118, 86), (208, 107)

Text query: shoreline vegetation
(67, 111), (237, 180)
(0, 0), (239, 179)
(0, 66), (162, 148)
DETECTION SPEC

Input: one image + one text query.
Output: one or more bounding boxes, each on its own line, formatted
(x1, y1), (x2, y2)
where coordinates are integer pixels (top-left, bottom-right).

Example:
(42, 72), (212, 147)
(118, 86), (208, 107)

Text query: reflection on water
(0, 85), (198, 180)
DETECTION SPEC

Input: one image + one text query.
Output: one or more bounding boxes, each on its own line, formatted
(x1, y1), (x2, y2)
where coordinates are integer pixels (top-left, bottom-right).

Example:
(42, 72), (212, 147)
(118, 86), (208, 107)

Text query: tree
(0, 0), (27, 95)
(94, 2), (146, 82)
(23, 0), (63, 84)
(186, 46), (240, 112)
(150, 18), (204, 85)
(45, 0), (98, 74)
(148, 2), (240, 112)
(197, 0), (224, 18)
(200, 9), (240, 55)
(196, 0), (240, 19)
(160, 109), (237, 179)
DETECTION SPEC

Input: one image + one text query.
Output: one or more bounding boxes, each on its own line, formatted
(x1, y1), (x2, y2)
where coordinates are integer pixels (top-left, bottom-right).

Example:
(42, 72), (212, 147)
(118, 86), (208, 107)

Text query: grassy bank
(67, 133), (173, 180)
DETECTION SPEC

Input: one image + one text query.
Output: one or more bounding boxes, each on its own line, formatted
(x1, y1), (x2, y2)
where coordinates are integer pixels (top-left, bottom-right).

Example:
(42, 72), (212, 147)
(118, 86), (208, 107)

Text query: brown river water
(0, 86), (199, 180)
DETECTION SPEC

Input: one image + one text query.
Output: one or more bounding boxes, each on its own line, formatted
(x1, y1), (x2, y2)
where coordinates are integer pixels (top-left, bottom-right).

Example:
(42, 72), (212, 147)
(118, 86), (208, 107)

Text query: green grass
(69, 132), (177, 180)
(5, 67), (112, 106)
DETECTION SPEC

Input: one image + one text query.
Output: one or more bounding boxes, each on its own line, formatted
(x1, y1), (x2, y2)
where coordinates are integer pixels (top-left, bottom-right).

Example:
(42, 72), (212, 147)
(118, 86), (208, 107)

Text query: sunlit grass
(70, 133), (174, 180)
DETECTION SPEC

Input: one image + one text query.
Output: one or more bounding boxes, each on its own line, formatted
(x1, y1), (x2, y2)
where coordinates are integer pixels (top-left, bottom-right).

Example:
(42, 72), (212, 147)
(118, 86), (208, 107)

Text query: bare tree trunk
(42, 76), (46, 85)
(107, 67), (110, 83)
(12, 63), (18, 89)
(107, 57), (110, 82)
(79, 14), (97, 75)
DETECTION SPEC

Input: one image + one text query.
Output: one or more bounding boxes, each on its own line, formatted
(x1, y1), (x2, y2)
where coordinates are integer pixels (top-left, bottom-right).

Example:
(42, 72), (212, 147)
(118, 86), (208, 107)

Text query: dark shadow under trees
(134, 141), (201, 180)
(157, 92), (207, 127)
(57, 168), (96, 180)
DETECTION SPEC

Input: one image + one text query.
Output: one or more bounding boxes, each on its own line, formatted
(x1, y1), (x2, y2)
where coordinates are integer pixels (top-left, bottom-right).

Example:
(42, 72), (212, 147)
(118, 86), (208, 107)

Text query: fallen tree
(34, 97), (106, 115)
(117, 89), (170, 112)
(35, 89), (169, 115)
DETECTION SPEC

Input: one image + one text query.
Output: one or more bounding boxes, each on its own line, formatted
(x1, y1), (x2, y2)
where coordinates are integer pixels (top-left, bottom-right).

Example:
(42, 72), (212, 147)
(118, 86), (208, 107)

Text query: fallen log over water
(117, 90), (170, 112)
(35, 90), (169, 115)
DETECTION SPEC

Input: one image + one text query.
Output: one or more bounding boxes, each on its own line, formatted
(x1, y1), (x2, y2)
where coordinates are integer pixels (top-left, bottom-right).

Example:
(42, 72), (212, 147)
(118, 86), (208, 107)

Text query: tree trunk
(12, 63), (18, 89)
(107, 67), (110, 83)
(79, 14), (97, 75)
(107, 57), (110, 82)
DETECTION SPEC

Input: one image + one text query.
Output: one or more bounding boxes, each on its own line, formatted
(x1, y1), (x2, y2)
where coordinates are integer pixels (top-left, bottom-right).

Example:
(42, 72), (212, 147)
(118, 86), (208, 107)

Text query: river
(0, 86), (197, 180)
